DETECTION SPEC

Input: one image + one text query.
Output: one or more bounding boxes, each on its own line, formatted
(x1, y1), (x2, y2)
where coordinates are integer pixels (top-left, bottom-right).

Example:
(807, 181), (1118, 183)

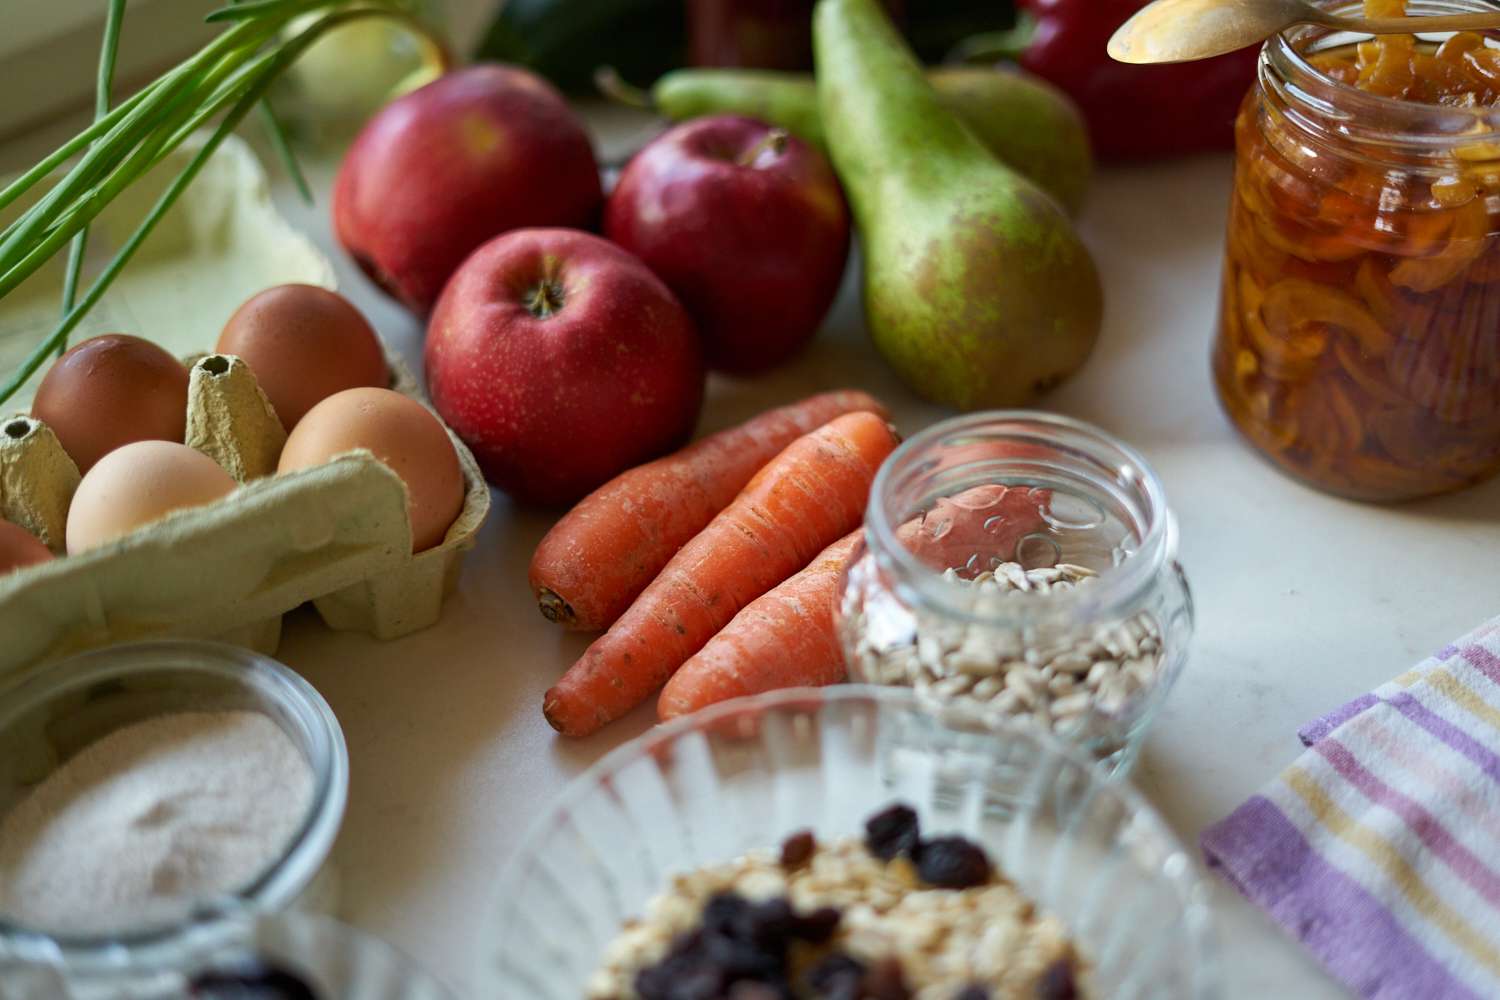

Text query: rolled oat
(587, 823), (1085, 1000)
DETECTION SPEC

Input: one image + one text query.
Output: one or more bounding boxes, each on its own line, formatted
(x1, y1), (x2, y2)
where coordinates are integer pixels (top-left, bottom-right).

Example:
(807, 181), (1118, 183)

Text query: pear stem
(737, 128), (789, 167)
(949, 12), (1038, 64)
(594, 66), (654, 110)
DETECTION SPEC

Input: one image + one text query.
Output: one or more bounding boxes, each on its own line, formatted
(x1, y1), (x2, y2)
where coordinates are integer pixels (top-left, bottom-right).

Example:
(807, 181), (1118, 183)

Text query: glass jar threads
(1215, 1), (1500, 501)
(836, 413), (1194, 773)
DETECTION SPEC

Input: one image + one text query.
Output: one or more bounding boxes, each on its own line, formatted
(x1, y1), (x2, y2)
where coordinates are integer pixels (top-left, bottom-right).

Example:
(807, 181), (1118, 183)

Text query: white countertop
(33, 105), (1500, 997)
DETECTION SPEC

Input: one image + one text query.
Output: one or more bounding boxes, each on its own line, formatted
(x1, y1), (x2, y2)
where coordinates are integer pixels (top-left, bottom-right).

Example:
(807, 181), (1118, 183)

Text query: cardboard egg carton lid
(0, 357), (490, 683)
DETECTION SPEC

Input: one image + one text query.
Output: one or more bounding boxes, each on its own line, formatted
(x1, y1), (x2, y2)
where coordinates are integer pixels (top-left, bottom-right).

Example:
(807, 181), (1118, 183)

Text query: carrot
(657, 529), (860, 721)
(654, 484), (1055, 720)
(529, 390), (889, 632)
(543, 411), (900, 737)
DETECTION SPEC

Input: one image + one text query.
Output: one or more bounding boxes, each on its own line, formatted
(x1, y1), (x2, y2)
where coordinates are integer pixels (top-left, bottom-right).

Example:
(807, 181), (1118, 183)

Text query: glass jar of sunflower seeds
(837, 412), (1194, 773)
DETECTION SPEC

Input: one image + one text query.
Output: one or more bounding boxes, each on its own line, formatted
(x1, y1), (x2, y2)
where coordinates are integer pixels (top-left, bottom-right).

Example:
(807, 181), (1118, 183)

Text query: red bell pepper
(957, 0), (1261, 161)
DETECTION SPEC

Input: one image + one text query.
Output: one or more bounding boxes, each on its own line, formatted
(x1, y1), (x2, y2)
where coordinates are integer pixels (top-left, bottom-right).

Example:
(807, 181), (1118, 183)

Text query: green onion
(59, 0), (128, 357)
(0, 0), (443, 405)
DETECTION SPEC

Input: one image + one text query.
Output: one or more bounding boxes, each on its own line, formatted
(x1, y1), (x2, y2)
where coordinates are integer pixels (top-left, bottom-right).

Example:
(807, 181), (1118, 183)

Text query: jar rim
(1265, 0), (1500, 147)
(0, 639), (348, 976)
(864, 411), (1176, 625)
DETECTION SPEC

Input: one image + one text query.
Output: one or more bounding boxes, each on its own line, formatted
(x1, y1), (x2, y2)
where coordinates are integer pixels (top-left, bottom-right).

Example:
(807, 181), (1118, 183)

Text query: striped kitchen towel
(1202, 615), (1500, 1000)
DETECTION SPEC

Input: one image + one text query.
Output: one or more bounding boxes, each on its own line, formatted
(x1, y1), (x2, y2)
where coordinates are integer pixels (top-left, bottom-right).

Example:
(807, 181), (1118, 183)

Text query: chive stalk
(0, 0), (442, 405)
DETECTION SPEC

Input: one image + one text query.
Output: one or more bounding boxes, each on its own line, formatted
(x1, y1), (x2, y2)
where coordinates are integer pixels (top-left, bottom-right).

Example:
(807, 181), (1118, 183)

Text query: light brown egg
(278, 387), (464, 552)
(66, 441), (237, 554)
(216, 284), (389, 432)
(0, 520), (53, 576)
(32, 334), (191, 473)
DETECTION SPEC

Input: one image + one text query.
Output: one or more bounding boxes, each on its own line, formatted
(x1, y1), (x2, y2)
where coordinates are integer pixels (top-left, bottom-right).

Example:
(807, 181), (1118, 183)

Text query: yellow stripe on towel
(1421, 668), (1500, 737)
(1284, 765), (1500, 981)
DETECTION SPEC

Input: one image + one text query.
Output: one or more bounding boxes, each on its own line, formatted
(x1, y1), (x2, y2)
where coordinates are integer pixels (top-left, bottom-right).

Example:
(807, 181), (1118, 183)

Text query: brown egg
(278, 388), (464, 552)
(0, 520), (53, 575)
(217, 284), (389, 431)
(66, 441), (237, 554)
(31, 334), (191, 474)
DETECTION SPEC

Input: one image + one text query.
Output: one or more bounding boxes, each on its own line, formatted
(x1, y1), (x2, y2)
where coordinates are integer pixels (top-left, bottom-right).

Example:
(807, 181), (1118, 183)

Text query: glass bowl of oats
(837, 412), (1194, 773)
(482, 686), (1219, 1000)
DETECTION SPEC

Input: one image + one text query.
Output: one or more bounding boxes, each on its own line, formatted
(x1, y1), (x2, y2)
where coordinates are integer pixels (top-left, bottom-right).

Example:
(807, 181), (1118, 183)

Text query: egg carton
(0, 133), (491, 683)
(0, 349), (489, 682)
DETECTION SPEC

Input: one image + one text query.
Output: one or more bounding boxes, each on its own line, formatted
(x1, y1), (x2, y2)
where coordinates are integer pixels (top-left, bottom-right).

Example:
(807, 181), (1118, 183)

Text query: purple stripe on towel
(1313, 739), (1500, 908)
(1301, 694), (1380, 747)
(1386, 691), (1500, 785)
(1462, 645), (1500, 688)
(1202, 796), (1483, 1000)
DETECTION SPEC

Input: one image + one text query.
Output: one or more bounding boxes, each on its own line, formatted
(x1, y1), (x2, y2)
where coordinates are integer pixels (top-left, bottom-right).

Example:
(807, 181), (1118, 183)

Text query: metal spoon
(1109, 0), (1500, 64)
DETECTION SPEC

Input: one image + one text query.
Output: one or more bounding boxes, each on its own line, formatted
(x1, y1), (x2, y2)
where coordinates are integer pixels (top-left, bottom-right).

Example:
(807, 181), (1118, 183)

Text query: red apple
(425, 229), (705, 506)
(333, 65), (603, 313)
(604, 115), (851, 373)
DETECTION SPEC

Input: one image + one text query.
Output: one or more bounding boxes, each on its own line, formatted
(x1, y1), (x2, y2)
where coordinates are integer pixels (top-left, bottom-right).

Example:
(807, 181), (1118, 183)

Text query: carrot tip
(544, 688), (599, 738)
(537, 588), (576, 627)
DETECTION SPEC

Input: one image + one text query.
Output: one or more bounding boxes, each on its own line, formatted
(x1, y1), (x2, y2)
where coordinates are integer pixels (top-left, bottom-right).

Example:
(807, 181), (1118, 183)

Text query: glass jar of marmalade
(1214, 0), (1500, 501)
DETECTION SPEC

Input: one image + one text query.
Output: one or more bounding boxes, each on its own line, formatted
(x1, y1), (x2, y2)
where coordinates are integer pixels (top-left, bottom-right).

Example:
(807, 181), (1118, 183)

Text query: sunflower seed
(845, 559), (1166, 760)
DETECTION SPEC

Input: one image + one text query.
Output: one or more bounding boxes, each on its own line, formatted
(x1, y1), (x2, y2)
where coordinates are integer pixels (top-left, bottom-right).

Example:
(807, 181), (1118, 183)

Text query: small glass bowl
(482, 686), (1219, 999)
(0, 912), (456, 1000)
(838, 411), (1194, 772)
(0, 640), (348, 985)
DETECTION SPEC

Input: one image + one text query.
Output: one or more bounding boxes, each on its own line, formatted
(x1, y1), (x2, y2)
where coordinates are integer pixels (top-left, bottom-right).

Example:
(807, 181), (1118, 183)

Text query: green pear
(814, 0), (1103, 410)
(624, 65), (1092, 216)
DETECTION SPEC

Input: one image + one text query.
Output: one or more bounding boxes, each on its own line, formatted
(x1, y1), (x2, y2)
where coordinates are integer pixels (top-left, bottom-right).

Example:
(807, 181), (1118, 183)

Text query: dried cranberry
(780, 829), (817, 869)
(188, 960), (318, 1000)
(1037, 958), (1079, 1000)
(914, 836), (993, 889)
(864, 804), (920, 861)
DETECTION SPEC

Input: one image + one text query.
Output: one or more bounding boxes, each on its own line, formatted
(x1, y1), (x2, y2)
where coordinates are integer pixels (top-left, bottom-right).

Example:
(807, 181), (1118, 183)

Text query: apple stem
(525, 280), (566, 319)
(738, 129), (789, 167)
(594, 66), (654, 111)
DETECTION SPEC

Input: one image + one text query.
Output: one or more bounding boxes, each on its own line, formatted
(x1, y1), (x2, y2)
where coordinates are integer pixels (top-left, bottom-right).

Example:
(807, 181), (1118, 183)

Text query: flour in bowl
(0, 710), (313, 933)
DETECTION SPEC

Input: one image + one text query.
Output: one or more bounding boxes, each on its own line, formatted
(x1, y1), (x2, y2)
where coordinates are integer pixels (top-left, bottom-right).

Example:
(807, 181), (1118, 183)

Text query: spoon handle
(1328, 12), (1500, 35)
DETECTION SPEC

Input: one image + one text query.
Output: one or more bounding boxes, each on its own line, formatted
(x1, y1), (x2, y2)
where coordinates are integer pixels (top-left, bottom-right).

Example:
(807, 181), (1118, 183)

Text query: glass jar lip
(0, 639), (348, 973)
(864, 411), (1176, 625)
(1265, 0), (1500, 143)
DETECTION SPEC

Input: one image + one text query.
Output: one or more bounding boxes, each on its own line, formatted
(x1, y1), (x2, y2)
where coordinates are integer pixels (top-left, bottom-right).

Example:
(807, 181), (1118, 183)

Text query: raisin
(1037, 959), (1079, 1000)
(634, 943), (726, 1000)
(637, 892), (845, 1000)
(702, 892), (757, 939)
(790, 906), (841, 943)
(780, 829), (817, 869)
(727, 983), (787, 1000)
(913, 836), (992, 889)
(746, 897), (797, 949)
(803, 953), (865, 1000)
(864, 804), (920, 861)
(188, 960), (319, 1000)
(703, 933), (780, 982)
(953, 987), (991, 1000)
(860, 957), (912, 1000)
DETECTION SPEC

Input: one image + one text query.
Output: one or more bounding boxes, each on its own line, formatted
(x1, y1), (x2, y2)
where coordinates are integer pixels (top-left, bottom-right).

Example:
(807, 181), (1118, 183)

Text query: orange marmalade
(1214, 0), (1500, 500)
